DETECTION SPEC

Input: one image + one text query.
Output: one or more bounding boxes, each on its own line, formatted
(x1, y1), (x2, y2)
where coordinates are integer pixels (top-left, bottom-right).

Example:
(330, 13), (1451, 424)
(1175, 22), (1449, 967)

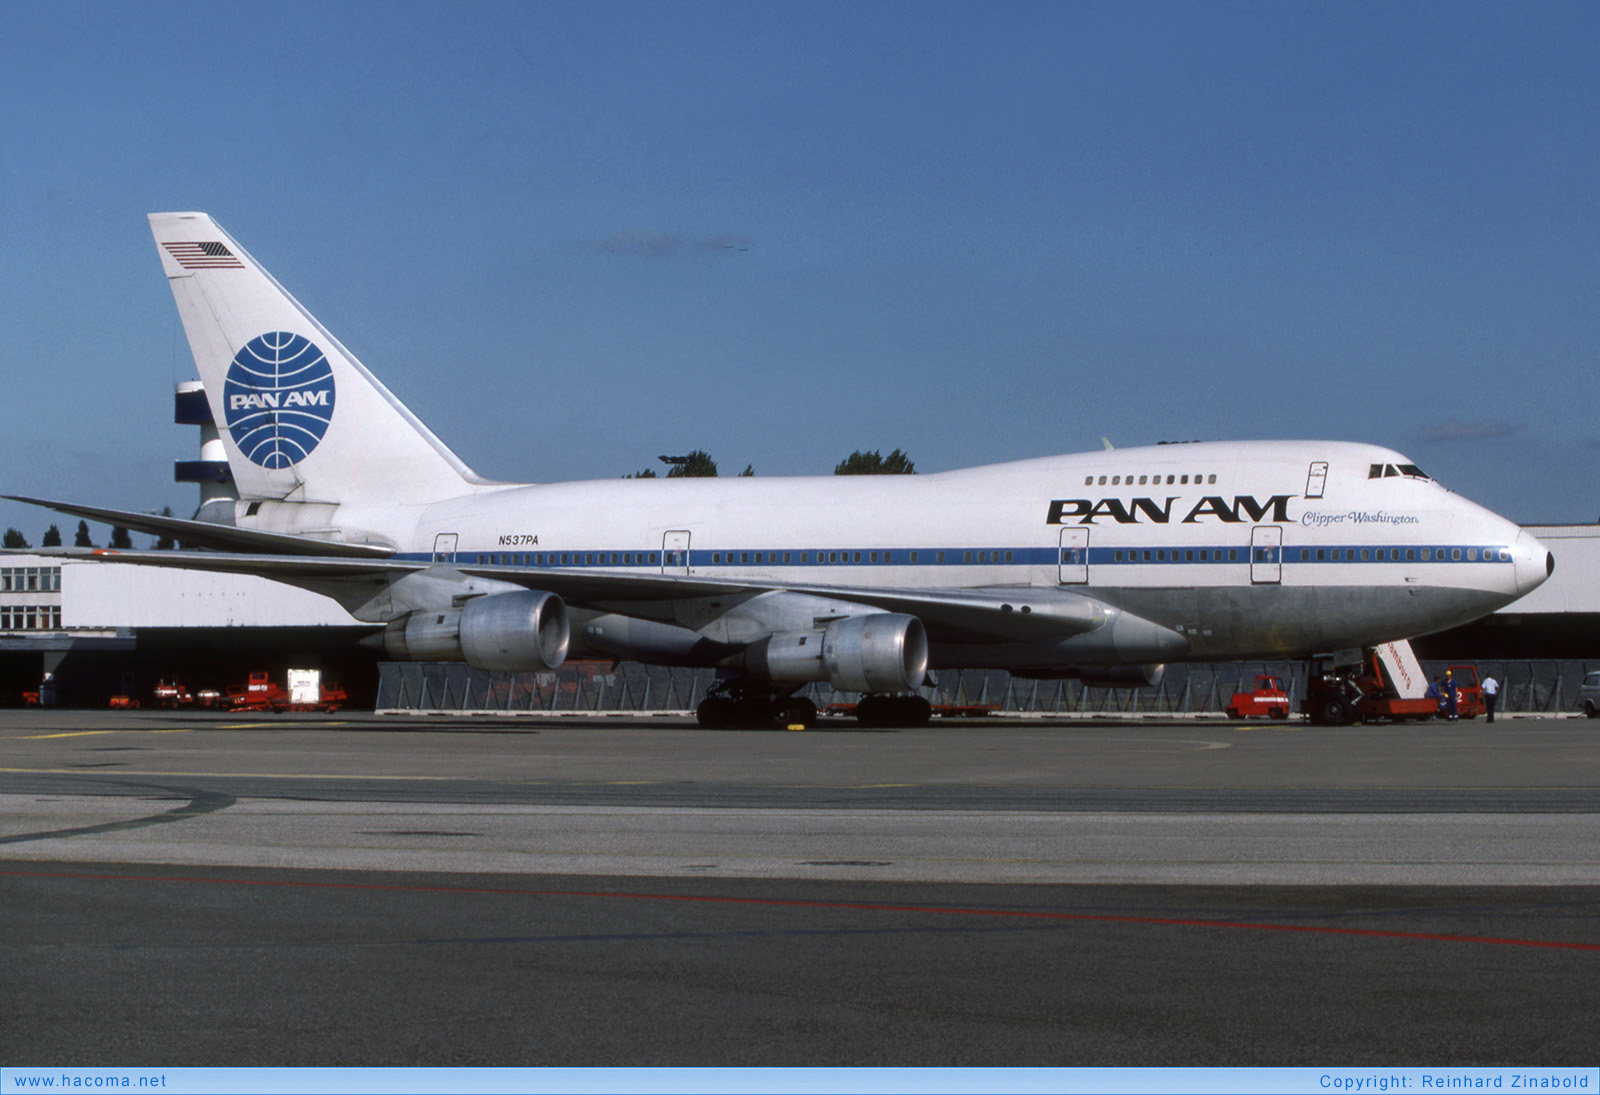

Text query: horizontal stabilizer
(4, 496), (394, 559)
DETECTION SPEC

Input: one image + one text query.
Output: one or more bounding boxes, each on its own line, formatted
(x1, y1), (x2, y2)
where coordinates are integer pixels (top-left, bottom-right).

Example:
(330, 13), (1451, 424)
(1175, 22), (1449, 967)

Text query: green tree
(738, 464), (754, 477)
(665, 450), (719, 478)
(625, 468), (658, 479)
(834, 448), (916, 475)
(74, 521), (94, 548)
(2, 528), (29, 549)
(41, 525), (62, 547)
(109, 526), (133, 549)
(152, 507), (175, 550)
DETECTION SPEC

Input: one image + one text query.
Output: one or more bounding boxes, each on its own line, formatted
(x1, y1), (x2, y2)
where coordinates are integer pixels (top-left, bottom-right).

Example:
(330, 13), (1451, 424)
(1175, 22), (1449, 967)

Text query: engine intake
(384, 590), (569, 671)
(747, 613), (928, 693)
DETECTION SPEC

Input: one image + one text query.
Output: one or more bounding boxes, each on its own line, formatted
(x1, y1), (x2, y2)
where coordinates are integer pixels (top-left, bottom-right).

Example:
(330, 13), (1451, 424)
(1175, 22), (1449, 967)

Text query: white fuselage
(291, 439), (1544, 666)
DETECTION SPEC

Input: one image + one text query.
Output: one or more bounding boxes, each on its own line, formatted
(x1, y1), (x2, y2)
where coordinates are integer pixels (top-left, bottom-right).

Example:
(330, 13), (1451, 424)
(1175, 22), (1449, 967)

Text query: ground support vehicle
(1302, 641), (1437, 726)
(225, 671), (345, 713)
(1440, 664), (1485, 719)
(1225, 675), (1292, 719)
(226, 672), (286, 712)
(153, 680), (193, 708)
(1580, 672), (1600, 718)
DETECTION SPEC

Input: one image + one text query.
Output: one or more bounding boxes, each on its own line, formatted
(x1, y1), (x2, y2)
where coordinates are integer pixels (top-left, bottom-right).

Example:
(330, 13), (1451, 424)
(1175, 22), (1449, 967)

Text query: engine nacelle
(383, 590), (569, 671)
(747, 613), (928, 693)
(1073, 663), (1165, 690)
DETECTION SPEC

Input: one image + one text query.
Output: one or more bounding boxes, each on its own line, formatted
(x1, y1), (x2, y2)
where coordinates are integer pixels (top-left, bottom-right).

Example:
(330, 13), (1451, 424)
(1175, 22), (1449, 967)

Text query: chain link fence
(377, 659), (1598, 716)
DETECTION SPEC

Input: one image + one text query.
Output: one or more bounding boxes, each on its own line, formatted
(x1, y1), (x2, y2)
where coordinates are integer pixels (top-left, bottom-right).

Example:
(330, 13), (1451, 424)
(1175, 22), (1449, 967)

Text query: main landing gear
(852, 693), (932, 728)
(696, 682), (818, 730)
(694, 683), (934, 730)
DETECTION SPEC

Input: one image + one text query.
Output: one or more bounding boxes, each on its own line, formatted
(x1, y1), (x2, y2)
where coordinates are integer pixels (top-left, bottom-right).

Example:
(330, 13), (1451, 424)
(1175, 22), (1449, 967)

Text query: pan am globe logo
(222, 332), (337, 468)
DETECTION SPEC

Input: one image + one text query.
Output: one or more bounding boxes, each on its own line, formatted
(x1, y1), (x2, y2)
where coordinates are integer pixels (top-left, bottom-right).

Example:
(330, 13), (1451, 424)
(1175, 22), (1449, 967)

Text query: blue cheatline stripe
(396, 542), (1514, 569)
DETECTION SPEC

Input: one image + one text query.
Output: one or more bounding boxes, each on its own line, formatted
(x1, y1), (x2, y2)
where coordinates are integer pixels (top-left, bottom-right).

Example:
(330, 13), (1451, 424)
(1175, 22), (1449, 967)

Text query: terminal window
(0, 566), (61, 593)
(0, 605), (62, 631)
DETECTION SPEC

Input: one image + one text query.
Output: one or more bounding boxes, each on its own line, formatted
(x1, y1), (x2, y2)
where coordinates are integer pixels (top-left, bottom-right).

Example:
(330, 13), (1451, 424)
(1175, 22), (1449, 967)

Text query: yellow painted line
(20, 730), (120, 740)
(20, 721), (346, 738)
(22, 728), (196, 740)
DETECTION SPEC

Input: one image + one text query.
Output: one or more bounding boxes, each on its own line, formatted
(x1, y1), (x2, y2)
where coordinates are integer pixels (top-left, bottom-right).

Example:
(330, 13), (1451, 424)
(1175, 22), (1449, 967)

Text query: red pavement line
(7, 866), (1600, 952)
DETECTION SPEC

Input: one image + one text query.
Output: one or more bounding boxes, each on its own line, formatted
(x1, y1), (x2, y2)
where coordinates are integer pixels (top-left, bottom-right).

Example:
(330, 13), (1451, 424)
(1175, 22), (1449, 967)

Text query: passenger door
(1057, 528), (1088, 584)
(662, 530), (691, 575)
(1305, 461), (1328, 499)
(1250, 525), (1282, 584)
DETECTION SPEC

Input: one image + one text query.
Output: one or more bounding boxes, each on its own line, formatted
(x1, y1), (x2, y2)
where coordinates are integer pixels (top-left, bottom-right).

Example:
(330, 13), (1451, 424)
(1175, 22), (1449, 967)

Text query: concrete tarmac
(3, 709), (1599, 1064)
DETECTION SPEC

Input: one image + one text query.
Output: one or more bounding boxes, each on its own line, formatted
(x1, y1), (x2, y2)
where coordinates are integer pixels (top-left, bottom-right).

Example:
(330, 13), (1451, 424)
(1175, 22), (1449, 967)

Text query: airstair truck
(1302, 639), (1437, 726)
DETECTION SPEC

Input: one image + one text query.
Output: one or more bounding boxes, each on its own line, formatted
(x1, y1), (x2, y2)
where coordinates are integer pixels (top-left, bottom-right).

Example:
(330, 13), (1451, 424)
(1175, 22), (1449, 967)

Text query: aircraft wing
(5, 496), (395, 559)
(52, 548), (1109, 642)
(746, 582), (1108, 641)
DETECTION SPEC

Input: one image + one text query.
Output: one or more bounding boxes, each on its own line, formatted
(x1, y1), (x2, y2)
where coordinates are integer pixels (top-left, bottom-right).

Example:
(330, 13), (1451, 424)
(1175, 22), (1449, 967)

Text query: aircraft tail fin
(148, 212), (489, 505)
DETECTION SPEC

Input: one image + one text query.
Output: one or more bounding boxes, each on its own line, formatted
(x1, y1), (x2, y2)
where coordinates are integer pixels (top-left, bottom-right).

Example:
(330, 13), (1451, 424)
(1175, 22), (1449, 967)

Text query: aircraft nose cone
(1511, 528), (1554, 598)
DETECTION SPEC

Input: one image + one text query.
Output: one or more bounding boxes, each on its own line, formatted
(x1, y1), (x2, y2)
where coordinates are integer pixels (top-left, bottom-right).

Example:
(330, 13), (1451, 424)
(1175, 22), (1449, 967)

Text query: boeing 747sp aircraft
(9, 213), (1554, 727)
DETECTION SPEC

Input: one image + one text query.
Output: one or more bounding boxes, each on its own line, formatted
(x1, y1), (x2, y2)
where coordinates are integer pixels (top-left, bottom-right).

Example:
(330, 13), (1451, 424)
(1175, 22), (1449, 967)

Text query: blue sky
(2, 1), (1596, 543)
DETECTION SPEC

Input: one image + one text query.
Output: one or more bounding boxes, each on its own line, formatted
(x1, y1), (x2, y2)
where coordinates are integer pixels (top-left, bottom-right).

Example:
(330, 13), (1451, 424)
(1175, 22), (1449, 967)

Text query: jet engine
(382, 590), (569, 671)
(746, 613), (928, 693)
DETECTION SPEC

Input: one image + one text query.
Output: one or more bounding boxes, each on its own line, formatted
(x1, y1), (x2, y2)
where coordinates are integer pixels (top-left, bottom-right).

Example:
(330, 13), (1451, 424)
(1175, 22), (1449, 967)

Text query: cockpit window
(1368, 463), (1430, 481)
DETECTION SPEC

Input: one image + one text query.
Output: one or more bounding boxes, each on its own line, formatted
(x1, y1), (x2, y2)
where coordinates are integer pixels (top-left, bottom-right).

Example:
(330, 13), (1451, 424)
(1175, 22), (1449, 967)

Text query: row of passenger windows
(0, 605), (62, 631)
(1085, 472), (1218, 487)
(707, 550), (1020, 565)
(474, 550), (1030, 567)
(1296, 546), (1509, 563)
(1110, 546), (1506, 564)
(474, 552), (663, 566)
(1114, 548), (1242, 563)
(471, 546), (1509, 568)
(0, 566), (61, 593)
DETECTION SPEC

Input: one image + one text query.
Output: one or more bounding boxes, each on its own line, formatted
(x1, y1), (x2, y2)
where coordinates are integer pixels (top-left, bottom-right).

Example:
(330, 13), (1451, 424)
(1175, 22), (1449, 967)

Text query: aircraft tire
(854, 694), (931, 728)
(1316, 695), (1350, 727)
(696, 696), (736, 729)
(897, 695), (933, 726)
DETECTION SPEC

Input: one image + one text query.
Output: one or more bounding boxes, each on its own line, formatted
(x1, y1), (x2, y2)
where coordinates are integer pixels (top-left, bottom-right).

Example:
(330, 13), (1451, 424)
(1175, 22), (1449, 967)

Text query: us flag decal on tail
(162, 240), (244, 269)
